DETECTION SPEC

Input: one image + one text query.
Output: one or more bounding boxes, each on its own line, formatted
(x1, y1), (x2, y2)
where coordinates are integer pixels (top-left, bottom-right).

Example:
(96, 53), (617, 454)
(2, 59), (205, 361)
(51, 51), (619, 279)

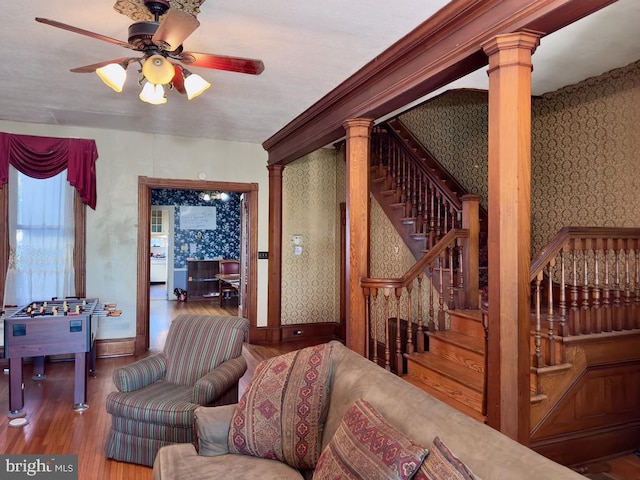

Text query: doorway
(136, 176), (259, 354)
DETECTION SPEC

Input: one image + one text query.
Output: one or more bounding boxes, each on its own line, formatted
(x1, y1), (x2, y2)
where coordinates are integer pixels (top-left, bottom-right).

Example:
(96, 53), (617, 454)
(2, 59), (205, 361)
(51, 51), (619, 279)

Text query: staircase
(366, 118), (640, 465)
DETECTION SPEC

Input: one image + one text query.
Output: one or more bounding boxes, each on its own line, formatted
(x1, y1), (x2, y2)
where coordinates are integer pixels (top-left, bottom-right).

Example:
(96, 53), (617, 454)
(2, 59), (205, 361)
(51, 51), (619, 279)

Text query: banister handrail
(530, 226), (640, 281)
(361, 228), (469, 290)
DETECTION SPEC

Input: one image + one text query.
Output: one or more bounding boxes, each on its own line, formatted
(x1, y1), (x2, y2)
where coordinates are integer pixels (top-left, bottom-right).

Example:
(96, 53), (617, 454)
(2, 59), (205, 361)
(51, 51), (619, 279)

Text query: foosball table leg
(8, 357), (26, 419)
(32, 355), (47, 381)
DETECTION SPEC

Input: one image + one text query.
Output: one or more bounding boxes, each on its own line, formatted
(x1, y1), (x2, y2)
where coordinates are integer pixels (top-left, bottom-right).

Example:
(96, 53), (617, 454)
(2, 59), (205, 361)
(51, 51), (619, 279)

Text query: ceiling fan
(35, 0), (264, 104)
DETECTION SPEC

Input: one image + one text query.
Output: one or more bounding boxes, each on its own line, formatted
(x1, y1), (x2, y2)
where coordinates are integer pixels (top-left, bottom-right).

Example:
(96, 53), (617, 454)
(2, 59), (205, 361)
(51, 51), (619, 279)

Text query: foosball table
(3, 297), (108, 418)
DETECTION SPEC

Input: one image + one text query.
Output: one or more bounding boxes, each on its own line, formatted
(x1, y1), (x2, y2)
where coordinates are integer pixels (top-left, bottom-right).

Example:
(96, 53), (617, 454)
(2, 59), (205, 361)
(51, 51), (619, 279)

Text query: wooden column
(482, 32), (540, 444)
(461, 194), (480, 310)
(266, 164), (284, 342)
(343, 118), (373, 356)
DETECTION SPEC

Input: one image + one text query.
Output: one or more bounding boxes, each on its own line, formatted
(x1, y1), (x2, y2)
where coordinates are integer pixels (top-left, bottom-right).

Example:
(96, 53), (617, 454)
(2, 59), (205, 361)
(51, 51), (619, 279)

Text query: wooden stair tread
(449, 309), (482, 322)
(406, 352), (483, 392)
(427, 330), (485, 355)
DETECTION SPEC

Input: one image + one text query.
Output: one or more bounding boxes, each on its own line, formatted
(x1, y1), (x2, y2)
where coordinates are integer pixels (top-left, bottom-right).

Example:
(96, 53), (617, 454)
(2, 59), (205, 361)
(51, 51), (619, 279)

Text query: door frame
(136, 176), (259, 354)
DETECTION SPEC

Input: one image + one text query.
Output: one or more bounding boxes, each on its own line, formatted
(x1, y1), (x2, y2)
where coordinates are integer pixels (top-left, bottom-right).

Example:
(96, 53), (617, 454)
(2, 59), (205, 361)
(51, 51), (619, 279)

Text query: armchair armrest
(193, 404), (237, 457)
(112, 353), (167, 392)
(193, 355), (248, 405)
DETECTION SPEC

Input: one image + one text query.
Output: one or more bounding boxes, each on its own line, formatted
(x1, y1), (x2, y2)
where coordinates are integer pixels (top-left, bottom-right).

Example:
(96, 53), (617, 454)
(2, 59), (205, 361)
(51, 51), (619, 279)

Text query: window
(4, 167), (75, 306)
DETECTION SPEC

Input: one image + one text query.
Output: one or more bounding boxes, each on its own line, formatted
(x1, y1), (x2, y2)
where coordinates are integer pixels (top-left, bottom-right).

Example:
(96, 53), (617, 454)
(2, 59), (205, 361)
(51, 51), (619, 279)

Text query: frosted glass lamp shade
(184, 73), (211, 100)
(96, 63), (127, 92)
(142, 55), (175, 85)
(139, 83), (167, 105)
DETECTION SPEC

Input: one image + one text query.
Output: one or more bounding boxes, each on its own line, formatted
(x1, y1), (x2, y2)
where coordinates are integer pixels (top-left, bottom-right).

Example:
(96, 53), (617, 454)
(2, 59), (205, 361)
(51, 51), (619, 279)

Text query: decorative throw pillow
(313, 399), (427, 480)
(228, 343), (333, 469)
(415, 436), (480, 480)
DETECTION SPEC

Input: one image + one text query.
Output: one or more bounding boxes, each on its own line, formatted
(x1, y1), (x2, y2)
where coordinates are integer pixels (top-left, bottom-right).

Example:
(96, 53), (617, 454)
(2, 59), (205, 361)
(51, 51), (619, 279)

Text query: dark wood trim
(249, 323), (340, 345)
(136, 177), (259, 354)
(262, 0), (617, 166)
(267, 165), (284, 330)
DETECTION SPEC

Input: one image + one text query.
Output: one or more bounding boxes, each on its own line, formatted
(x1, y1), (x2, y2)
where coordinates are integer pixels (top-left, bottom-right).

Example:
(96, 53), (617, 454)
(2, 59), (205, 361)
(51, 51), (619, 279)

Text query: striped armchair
(105, 314), (249, 467)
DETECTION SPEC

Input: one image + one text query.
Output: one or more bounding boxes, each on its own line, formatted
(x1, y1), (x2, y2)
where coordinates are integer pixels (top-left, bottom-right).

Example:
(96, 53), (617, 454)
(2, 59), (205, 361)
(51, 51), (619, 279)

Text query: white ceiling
(2, 1), (639, 146)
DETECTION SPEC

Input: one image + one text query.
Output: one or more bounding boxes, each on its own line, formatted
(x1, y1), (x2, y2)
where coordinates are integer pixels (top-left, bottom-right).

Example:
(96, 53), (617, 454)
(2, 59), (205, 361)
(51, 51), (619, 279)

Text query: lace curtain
(4, 168), (75, 305)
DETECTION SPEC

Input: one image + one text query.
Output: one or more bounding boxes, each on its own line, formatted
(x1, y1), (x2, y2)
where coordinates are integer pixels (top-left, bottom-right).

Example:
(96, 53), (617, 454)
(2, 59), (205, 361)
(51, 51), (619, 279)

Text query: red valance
(0, 132), (98, 209)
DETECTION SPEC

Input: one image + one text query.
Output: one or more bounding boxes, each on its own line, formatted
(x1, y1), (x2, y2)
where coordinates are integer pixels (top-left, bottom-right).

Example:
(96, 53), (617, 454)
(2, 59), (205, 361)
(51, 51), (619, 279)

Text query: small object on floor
(9, 417), (28, 427)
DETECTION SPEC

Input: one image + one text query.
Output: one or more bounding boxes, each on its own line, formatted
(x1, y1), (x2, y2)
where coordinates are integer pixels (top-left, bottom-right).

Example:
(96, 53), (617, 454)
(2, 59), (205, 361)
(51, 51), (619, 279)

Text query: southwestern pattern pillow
(313, 399), (427, 480)
(228, 343), (333, 469)
(415, 436), (480, 480)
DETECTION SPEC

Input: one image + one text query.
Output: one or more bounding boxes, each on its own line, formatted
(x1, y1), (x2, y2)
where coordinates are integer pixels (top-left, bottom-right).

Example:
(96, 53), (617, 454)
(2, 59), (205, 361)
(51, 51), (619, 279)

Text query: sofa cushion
(228, 343), (333, 469)
(415, 436), (480, 480)
(313, 399), (427, 480)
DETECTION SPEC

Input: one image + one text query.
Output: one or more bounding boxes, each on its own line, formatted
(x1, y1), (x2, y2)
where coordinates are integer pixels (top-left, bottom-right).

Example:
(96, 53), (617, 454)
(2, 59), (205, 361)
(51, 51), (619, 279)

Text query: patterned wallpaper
(151, 189), (241, 268)
(281, 149), (341, 325)
(399, 60), (640, 254)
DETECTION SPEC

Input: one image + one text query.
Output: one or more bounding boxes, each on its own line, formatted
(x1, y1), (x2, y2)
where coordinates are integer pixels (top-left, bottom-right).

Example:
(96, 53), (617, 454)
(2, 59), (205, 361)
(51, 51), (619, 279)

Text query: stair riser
(428, 337), (484, 372)
(449, 314), (484, 337)
(406, 360), (483, 412)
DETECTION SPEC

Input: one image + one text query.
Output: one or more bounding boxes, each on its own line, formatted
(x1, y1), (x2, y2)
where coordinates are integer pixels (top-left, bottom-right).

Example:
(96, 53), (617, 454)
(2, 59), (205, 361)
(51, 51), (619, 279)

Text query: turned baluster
(415, 175), (424, 234)
(399, 152), (407, 205)
(395, 287), (403, 374)
(435, 191), (443, 242)
(409, 165), (418, 220)
(428, 265), (436, 332)
(456, 237), (465, 309)
(581, 241), (591, 334)
(448, 245), (455, 309)
(547, 259), (556, 366)
(623, 244), (633, 330)
(369, 288), (379, 366)
(416, 274), (425, 352)
(603, 247), (612, 332)
(558, 250), (568, 337)
(534, 271), (544, 368)
(428, 186), (436, 249)
(382, 288), (391, 371)
(406, 284), (414, 356)
(443, 199), (450, 236)
(570, 245), (580, 335)
(593, 248), (602, 333)
(613, 246), (622, 331)
(438, 252), (446, 331)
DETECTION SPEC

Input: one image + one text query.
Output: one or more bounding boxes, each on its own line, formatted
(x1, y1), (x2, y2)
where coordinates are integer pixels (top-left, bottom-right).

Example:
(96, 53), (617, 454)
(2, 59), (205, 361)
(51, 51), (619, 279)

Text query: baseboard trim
(96, 338), (136, 358)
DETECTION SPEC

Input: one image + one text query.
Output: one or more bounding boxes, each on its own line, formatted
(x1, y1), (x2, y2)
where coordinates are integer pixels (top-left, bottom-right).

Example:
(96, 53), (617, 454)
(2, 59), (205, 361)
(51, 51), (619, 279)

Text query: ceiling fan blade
(172, 65), (186, 94)
(70, 58), (134, 73)
(35, 17), (136, 50)
(179, 52), (265, 75)
(152, 9), (200, 51)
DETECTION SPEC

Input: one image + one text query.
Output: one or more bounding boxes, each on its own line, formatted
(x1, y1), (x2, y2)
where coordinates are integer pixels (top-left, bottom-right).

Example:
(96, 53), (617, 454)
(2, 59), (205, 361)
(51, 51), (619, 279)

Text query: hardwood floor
(1, 291), (638, 479)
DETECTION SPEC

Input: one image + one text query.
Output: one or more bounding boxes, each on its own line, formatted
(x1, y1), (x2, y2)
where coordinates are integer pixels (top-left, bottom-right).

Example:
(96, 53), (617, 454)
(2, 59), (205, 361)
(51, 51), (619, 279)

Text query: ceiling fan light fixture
(141, 54), (175, 85)
(183, 70), (211, 100)
(96, 62), (128, 92)
(139, 82), (167, 105)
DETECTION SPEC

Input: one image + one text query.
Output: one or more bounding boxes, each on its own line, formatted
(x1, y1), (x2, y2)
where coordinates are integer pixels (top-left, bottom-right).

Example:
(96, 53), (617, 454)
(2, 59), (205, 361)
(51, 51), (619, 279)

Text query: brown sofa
(153, 341), (584, 479)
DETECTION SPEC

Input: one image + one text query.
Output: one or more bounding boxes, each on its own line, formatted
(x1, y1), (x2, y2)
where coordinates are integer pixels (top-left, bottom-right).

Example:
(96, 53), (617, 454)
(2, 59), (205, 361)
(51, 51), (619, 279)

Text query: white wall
(0, 120), (270, 338)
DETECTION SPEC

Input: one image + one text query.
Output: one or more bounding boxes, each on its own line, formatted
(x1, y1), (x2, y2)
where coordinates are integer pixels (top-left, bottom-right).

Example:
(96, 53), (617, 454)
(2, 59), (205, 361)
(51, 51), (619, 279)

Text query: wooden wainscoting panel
(96, 338), (136, 358)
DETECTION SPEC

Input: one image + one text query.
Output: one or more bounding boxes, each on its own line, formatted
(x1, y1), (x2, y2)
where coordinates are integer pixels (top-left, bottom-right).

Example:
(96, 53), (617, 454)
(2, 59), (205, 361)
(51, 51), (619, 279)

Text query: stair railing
(371, 125), (463, 248)
(530, 227), (640, 369)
